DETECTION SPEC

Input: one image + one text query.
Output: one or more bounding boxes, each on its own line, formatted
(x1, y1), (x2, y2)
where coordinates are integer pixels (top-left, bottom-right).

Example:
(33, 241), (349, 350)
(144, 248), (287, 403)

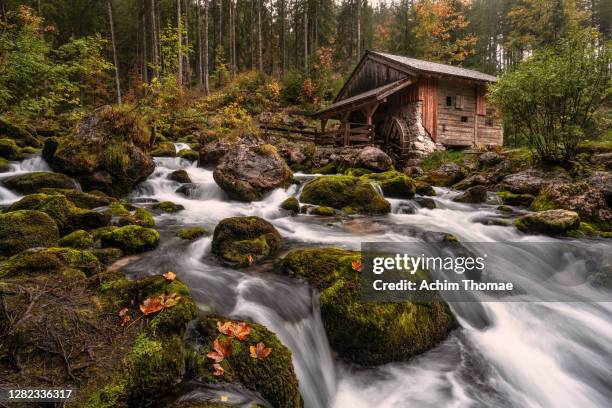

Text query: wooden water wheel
(377, 116), (408, 159)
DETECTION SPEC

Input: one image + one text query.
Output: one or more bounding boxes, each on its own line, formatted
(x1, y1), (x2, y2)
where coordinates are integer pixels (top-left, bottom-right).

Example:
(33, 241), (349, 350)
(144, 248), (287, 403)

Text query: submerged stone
(515, 209), (580, 236)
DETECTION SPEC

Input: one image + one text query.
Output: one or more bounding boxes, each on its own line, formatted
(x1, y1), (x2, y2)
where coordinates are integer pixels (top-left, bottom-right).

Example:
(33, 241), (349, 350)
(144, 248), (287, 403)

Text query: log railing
(260, 122), (374, 146)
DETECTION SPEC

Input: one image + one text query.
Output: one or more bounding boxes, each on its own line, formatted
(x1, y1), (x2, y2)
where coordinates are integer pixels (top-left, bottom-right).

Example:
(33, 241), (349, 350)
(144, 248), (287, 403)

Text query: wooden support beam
(361, 102), (380, 125)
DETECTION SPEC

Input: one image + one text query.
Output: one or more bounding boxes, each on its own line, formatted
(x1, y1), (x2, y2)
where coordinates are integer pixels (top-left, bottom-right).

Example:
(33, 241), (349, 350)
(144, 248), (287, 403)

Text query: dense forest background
(0, 0), (610, 149)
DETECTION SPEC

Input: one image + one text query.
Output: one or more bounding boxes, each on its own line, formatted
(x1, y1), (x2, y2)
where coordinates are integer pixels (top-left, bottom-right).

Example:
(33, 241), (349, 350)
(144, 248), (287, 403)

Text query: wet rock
(168, 169), (192, 183)
(479, 151), (503, 166)
(281, 248), (457, 366)
(41, 137), (60, 164)
(213, 144), (293, 202)
(497, 205), (515, 213)
(276, 140), (313, 171)
(414, 180), (436, 196)
(39, 188), (114, 209)
(178, 148), (199, 162)
(89, 247), (123, 264)
(100, 225), (160, 253)
(50, 106), (155, 197)
(212, 216), (282, 266)
(414, 197), (436, 209)
(299, 175), (390, 215)
(0, 210), (59, 256)
(0, 247), (101, 278)
(515, 209), (580, 235)
(423, 163), (465, 187)
(58, 229), (94, 249)
(195, 316), (303, 407)
(9, 193), (110, 234)
(176, 226), (208, 240)
(0, 117), (40, 147)
(0, 158), (9, 172)
(0, 138), (22, 160)
(453, 174), (490, 190)
(2, 171), (75, 194)
(280, 197), (300, 214)
(497, 191), (535, 207)
(117, 207), (156, 228)
(150, 141), (177, 157)
(311, 206), (335, 216)
(361, 170), (416, 199)
(453, 185), (488, 203)
(199, 135), (262, 167)
(153, 201), (185, 213)
(500, 167), (570, 195)
(404, 165), (424, 177)
(353, 146), (393, 172)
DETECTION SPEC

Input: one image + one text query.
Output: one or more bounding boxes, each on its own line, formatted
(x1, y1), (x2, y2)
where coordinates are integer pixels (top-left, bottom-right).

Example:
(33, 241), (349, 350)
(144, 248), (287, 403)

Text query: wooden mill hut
(311, 50), (504, 161)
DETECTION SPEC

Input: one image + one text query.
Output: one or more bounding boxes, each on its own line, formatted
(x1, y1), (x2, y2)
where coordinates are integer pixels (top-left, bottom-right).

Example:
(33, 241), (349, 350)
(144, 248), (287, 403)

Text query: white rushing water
(5, 150), (611, 408)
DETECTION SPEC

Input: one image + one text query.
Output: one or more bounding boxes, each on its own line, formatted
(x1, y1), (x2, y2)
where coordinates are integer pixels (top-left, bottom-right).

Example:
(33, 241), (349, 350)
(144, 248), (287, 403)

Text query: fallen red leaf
(351, 258), (362, 272)
(118, 307), (129, 317)
(212, 363), (224, 376)
(249, 342), (272, 360)
(217, 321), (251, 341)
(207, 337), (233, 363)
(139, 297), (164, 315)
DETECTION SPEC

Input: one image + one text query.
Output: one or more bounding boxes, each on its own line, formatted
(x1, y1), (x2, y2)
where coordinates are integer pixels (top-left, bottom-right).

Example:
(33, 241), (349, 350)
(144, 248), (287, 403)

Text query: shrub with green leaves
(490, 29), (611, 163)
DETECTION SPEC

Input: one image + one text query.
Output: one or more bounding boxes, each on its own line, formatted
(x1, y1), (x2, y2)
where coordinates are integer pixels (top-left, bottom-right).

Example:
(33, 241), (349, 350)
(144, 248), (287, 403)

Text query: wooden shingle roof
(370, 51), (498, 83)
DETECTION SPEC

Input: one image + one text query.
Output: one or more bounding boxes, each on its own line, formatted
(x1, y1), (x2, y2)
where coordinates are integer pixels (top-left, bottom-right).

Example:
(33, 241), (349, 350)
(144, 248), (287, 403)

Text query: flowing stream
(3, 150), (612, 408)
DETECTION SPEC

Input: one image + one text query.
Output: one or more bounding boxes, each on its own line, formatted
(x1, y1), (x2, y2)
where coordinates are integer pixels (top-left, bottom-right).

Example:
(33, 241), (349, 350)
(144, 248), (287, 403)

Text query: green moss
(151, 141), (176, 157)
(0, 210), (59, 256)
(100, 225), (160, 254)
(39, 188), (114, 209)
(443, 233), (459, 242)
(212, 216), (282, 267)
(133, 208), (155, 227)
(414, 180), (436, 196)
(153, 201), (185, 213)
(90, 247), (124, 265)
(281, 248), (457, 366)
(0, 157), (10, 172)
(498, 191), (535, 207)
(361, 170), (416, 199)
(9, 193), (110, 234)
(343, 167), (374, 177)
(195, 316), (302, 408)
(311, 206), (335, 216)
(0, 138), (22, 160)
(2, 171), (74, 194)
(168, 169), (192, 183)
(109, 202), (131, 217)
(419, 150), (465, 172)
(0, 247), (101, 278)
(59, 230), (94, 249)
(515, 210), (580, 236)
(299, 175), (390, 215)
(280, 197), (300, 213)
(178, 149), (199, 162)
(177, 226), (208, 240)
(311, 162), (337, 174)
(530, 193), (557, 212)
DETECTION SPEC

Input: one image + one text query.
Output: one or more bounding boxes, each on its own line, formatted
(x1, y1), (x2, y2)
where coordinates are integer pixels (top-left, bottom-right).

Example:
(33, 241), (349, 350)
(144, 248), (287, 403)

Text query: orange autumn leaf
(120, 315), (131, 326)
(118, 307), (129, 317)
(351, 258), (362, 272)
(160, 293), (181, 308)
(212, 363), (224, 376)
(249, 342), (272, 360)
(162, 271), (176, 281)
(217, 321), (251, 341)
(247, 254), (254, 265)
(207, 337), (233, 363)
(139, 297), (164, 315)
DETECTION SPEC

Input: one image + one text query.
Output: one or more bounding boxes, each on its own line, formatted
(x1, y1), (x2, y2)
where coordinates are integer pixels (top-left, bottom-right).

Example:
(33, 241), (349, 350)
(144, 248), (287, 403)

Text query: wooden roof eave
(314, 78), (414, 120)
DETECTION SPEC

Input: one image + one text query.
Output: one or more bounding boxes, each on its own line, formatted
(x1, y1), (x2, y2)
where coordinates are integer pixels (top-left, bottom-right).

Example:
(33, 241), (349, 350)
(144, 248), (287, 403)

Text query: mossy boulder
(212, 216), (282, 267)
(90, 247), (124, 265)
(280, 197), (300, 214)
(168, 169), (192, 183)
(0, 247), (101, 278)
(497, 191), (535, 207)
(195, 316), (303, 408)
(50, 106), (155, 197)
(41, 136), (60, 164)
(151, 141), (177, 157)
(100, 225), (160, 254)
(117, 207), (156, 228)
(0, 157), (10, 172)
(8, 194), (110, 234)
(515, 209), (580, 236)
(310, 206), (335, 216)
(39, 188), (114, 209)
(361, 170), (416, 199)
(0, 210), (59, 256)
(177, 226), (208, 240)
(178, 149), (199, 162)
(299, 175), (390, 215)
(59, 229), (94, 249)
(414, 197), (436, 209)
(0, 138), (22, 160)
(281, 248), (457, 366)
(414, 180), (436, 196)
(453, 185), (487, 203)
(213, 144), (293, 202)
(422, 163), (466, 187)
(2, 171), (75, 194)
(153, 201), (185, 213)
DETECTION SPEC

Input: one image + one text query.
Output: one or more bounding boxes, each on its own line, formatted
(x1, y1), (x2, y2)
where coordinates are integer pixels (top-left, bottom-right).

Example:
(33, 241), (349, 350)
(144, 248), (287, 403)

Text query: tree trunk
(150, 0), (159, 78)
(183, 0), (190, 83)
(142, 11), (148, 83)
(356, 0), (361, 60)
(197, 0), (203, 85)
(280, 0), (285, 77)
(231, 0), (236, 76)
(257, 0), (263, 71)
(204, 0), (210, 95)
(177, 0), (183, 88)
(219, 0), (223, 52)
(303, 5), (308, 73)
(107, 0), (121, 105)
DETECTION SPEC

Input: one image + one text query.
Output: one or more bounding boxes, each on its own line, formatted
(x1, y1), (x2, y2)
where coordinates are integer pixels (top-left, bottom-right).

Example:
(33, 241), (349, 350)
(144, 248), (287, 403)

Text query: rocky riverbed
(0, 108), (611, 407)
